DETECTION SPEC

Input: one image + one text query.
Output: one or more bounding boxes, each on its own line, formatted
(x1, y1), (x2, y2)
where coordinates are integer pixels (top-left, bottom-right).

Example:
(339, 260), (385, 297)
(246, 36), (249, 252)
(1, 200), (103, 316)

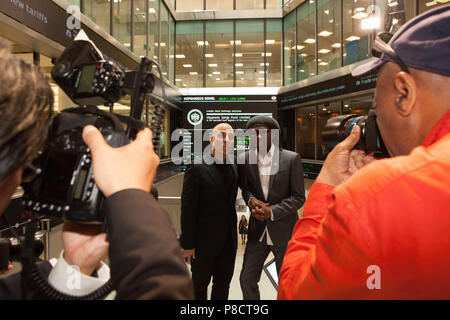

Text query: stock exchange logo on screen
(187, 109), (204, 126)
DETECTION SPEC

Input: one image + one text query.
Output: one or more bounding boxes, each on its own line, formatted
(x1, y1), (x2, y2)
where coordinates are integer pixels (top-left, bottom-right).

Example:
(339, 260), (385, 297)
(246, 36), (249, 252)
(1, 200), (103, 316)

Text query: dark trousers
(191, 238), (236, 300)
(240, 239), (287, 300)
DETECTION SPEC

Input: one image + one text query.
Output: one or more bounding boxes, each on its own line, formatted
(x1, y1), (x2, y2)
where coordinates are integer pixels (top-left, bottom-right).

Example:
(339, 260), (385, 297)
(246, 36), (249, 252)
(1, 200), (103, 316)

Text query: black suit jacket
(239, 149), (306, 246)
(0, 190), (194, 300)
(180, 163), (239, 257)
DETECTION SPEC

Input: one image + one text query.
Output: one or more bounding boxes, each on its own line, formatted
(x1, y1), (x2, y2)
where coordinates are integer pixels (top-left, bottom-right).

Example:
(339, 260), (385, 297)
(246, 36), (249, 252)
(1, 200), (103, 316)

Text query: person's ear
(394, 71), (417, 117)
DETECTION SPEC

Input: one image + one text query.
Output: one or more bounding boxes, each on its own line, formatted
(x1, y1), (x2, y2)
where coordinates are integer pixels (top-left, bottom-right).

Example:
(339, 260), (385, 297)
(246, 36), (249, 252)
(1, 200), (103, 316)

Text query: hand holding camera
(82, 125), (159, 198)
(316, 125), (376, 187)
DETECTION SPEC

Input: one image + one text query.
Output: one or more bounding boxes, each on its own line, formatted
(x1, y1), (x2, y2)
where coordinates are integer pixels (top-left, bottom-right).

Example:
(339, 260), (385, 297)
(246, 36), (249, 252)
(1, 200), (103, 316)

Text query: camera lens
(322, 110), (388, 156)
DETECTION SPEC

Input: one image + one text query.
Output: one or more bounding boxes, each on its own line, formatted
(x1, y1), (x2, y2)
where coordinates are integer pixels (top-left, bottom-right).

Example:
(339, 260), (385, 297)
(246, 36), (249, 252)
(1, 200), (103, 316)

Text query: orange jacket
(278, 110), (450, 299)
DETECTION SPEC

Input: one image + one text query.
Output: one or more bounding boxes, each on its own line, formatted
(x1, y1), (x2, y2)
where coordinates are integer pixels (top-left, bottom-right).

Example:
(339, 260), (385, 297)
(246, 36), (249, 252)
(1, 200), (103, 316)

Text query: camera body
(21, 38), (157, 223)
(22, 111), (129, 222)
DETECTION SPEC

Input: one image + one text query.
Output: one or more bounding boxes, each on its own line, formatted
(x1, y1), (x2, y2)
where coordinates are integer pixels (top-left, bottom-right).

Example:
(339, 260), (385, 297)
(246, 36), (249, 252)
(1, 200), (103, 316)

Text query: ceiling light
(176, 54), (185, 58)
(300, 53), (308, 57)
(123, 43), (131, 47)
(304, 38), (316, 44)
(361, 17), (381, 30)
(319, 62), (329, 66)
(262, 52), (272, 57)
(425, 1), (437, 6)
(292, 45), (305, 50)
(230, 40), (242, 45)
(354, 7), (365, 12)
(259, 71), (265, 74)
(235, 63), (243, 67)
(208, 63), (218, 67)
(324, 9), (329, 15)
(149, 8), (156, 14)
(258, 78), (264, 80)
(205, 53), (214, 58)
(318, 49), (331, 54)
(212, 71), (221, 74)
(318, 31), (333, 37)
(234, 53), (243, 57)
(236, 71), (244, 74)
(322, 108), (327, 111)
(331, 43), (341, 48)
(189, 72), (198, 75)
(197, 41), (209, 46)
(175, 79), (182, 82)
(352, 12), (368, 19)
(299, 69), (305, 72)
(265, 39), (275, 44)
(388, 1), (398, 7)
(183, 64), (192, 68)
(215, 78), (221, 80)
(260, 63), (270, 66)
(346, 35), (360, 42)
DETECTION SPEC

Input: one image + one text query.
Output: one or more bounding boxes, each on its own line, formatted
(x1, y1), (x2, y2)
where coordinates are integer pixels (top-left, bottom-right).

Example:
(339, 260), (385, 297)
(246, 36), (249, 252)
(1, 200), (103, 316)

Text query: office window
(175, 22), (204, 87)
(206, 0), (234, 11)
(236, 20), (264, 87)
(160, 4), (169, 76)
(317, 101), (341, 160)
(266, 19), (282, 87)
(82, 0), (110, 33)
(317, 0), (341, 74)
(296, 106), (316, 160)
(148, 0), (159, 61)
(134, 0), (147, 57)
(113, 0), (131, 48)
(383, 0), (416, 33)
(67, 0), (81, 6)
(418, 0), (449, 14)
(176, 0), (204, 11)
(342, 95), (373, 116)
(236, 0), (264, 10)
(283, 10), (295, 85)
(297, 0), (316, 80)
(266, 0), (284, 9)
(205, 21), (234, 87)
(342, 0), (372, 66)
(169, 15), (175, 83)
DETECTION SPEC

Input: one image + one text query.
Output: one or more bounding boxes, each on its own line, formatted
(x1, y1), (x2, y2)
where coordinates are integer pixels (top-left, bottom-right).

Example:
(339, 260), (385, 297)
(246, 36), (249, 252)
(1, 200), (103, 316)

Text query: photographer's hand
(316, 125), (376, 187)
(82, 125), (160, 197)
(0, 261), (13, 275)
(62, 221), (108, 276)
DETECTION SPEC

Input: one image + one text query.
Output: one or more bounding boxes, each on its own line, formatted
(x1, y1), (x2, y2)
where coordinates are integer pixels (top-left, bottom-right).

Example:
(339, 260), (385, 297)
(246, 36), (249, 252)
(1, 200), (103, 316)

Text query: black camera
(21, 38), (160, 223)
(322, 109), (388, 157)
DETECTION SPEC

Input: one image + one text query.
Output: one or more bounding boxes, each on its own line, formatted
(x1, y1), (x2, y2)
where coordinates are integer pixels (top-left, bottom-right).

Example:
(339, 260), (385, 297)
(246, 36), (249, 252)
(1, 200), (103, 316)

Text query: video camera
(21, 35), (164, 223)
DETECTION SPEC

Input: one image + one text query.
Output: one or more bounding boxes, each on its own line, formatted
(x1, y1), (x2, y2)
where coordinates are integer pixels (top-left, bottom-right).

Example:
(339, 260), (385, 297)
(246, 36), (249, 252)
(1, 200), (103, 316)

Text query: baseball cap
(352, 4), (450, 77)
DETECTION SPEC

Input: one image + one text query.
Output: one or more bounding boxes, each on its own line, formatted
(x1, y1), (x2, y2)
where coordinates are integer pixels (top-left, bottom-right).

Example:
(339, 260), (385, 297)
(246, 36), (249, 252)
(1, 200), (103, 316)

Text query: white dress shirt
(48, 250), (110, 297)
(248, 144), (275, 246)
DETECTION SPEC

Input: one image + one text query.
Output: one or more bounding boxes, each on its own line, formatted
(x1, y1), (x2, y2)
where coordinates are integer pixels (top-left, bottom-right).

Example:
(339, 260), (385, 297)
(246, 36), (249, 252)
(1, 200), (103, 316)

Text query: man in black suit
(181, 123), (239, 300)
(239, 116), (306, 300)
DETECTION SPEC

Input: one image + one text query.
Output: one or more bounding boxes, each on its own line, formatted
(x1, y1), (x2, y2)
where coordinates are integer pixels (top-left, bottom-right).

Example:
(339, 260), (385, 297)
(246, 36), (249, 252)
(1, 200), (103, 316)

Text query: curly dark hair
(0, 37), (53, 181)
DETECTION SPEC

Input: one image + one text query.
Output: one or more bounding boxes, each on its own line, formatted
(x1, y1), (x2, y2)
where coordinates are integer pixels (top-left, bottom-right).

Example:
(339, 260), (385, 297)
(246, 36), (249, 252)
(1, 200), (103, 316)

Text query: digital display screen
(38, 152), (78, 200)
(76, 64), (97, 94)
(73, 169), (88, 200)
(183, 96), (277, 130)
